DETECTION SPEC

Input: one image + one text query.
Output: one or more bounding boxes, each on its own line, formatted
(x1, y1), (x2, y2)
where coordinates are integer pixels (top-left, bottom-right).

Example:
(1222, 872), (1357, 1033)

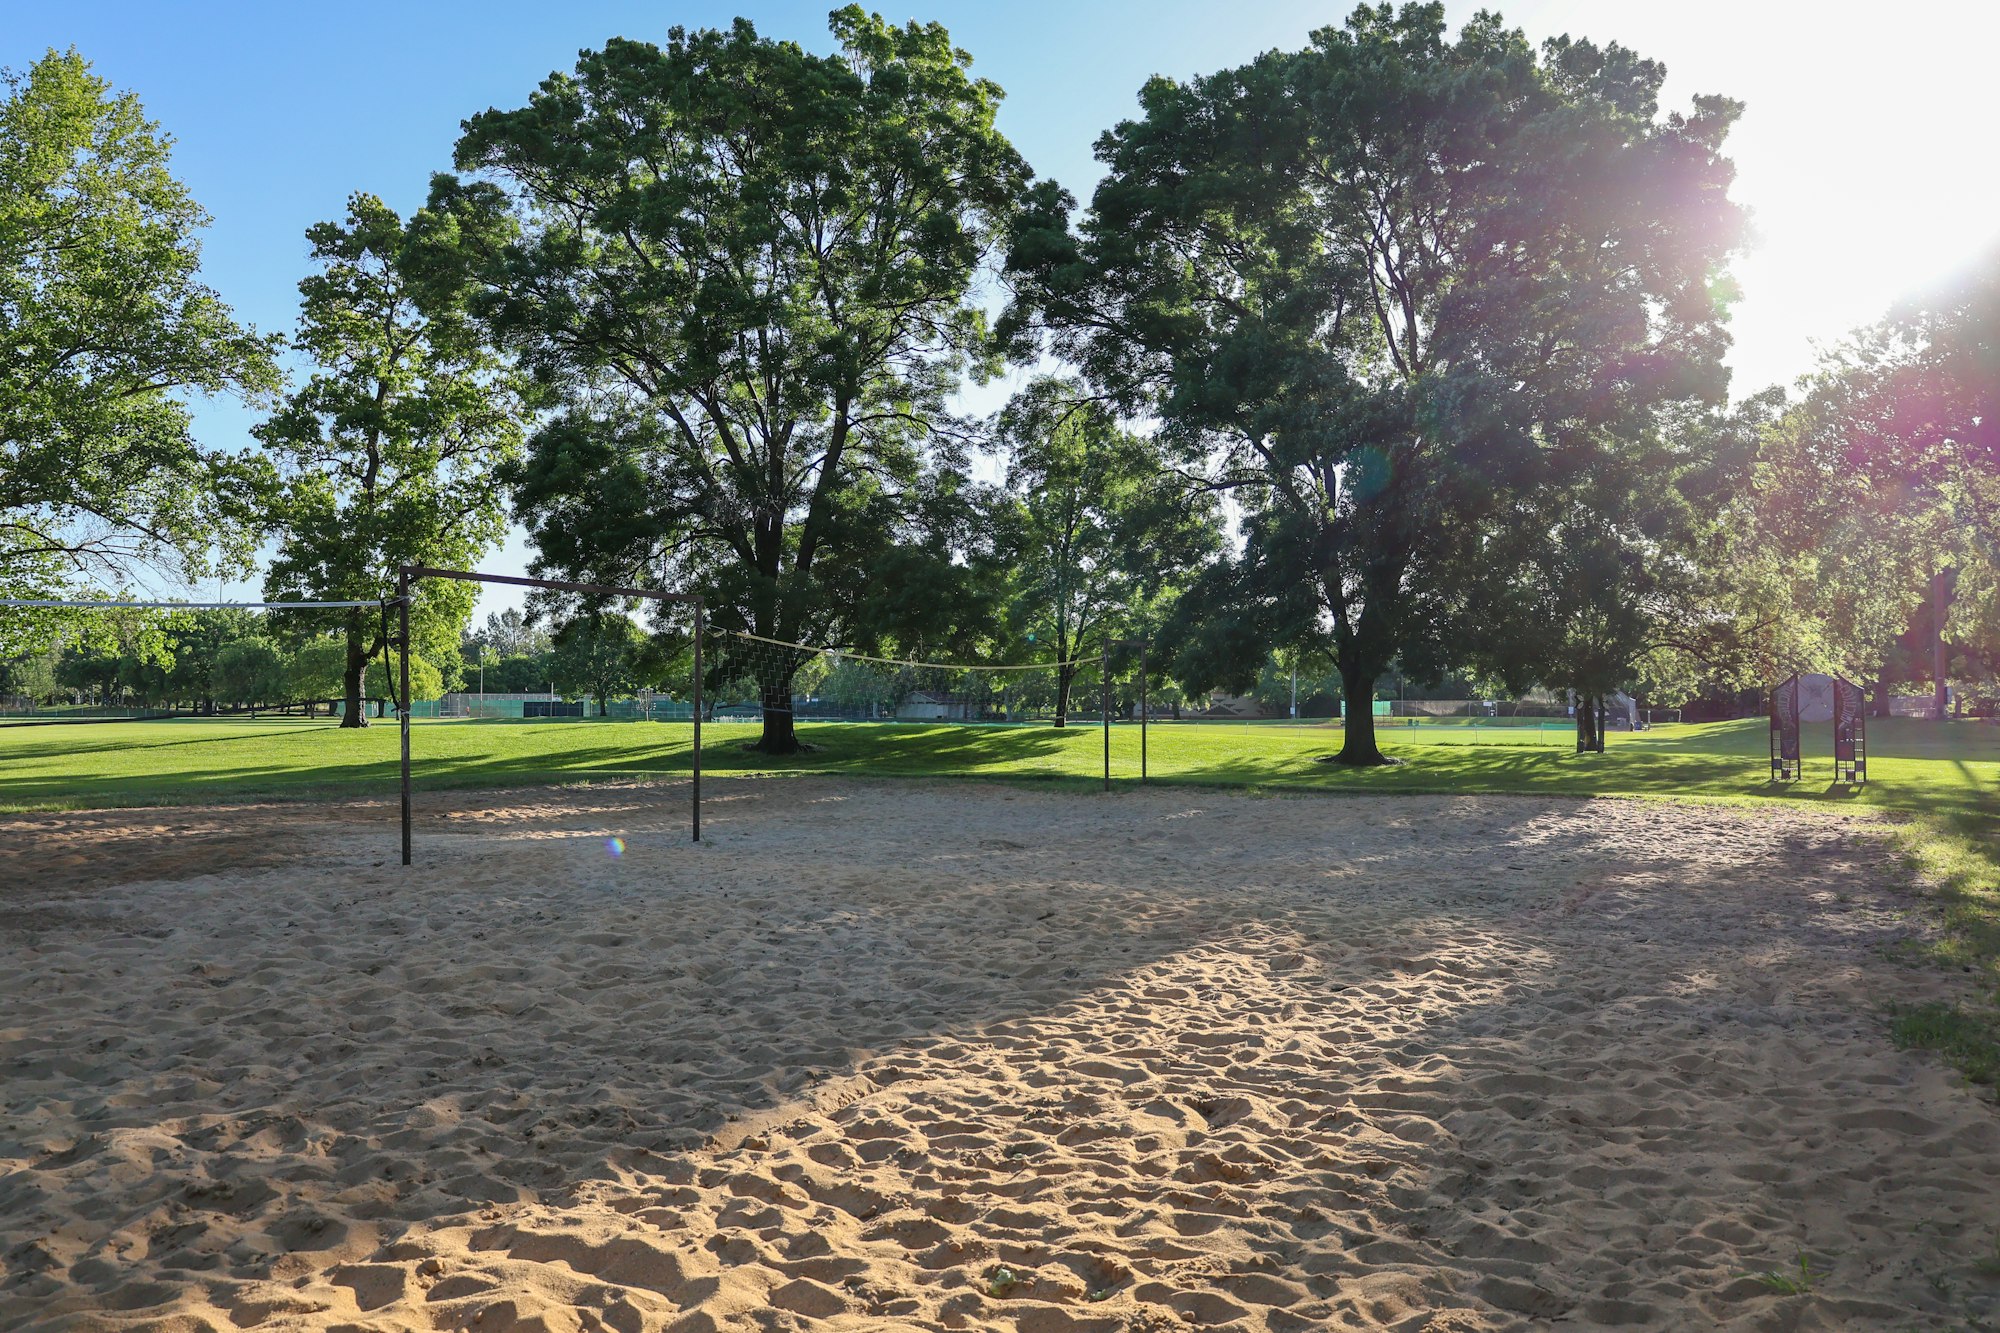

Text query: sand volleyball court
(3, 779), (1998, 1331)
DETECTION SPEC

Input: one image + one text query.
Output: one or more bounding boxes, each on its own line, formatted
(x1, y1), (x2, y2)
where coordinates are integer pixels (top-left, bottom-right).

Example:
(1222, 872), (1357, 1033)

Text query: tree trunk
(753, 670), (801, 754)
(1331, 660), (1390, 766)
(1053, 662), (1073, 728)
(340, 629), (369, 729)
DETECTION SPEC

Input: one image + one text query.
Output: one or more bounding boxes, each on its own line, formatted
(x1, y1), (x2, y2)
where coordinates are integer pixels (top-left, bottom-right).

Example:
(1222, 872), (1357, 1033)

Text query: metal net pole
(692, 602), (703, 843)
(399, 573), (412, 866)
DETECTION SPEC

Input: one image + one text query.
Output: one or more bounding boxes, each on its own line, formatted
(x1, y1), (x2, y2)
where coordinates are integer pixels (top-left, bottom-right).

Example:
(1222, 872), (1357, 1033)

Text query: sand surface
(3, 778), (1998, 1331)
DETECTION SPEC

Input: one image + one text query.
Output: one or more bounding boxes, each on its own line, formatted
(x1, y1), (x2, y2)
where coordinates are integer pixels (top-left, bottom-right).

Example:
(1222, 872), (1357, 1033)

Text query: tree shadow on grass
(4, 715), (1993, 835)
(0, 724), (346, 764)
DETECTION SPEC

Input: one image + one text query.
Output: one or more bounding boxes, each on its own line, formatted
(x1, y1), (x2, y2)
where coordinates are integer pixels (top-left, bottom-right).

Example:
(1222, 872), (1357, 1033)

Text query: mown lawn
(4, 711), (1996, 1084)
(0, 713), (1990, 819)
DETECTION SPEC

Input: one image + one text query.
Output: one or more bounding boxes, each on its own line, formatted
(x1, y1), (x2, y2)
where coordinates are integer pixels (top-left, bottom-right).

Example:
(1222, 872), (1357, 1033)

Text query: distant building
(896, 690), (974, 721)
(441, 690), (558, 717)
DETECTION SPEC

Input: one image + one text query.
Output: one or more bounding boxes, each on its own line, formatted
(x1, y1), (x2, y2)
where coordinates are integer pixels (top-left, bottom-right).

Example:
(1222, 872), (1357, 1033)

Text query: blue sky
(8, 1), (1997, 617)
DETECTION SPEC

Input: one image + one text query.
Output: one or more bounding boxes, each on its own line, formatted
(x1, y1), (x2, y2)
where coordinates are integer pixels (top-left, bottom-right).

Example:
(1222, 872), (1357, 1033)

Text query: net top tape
(0, 599), (386, 609)
(725, 629), (1094, 673)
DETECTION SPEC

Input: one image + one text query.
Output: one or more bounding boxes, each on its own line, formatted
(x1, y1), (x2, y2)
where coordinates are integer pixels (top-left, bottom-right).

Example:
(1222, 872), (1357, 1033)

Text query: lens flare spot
(606, 837), (625, 858)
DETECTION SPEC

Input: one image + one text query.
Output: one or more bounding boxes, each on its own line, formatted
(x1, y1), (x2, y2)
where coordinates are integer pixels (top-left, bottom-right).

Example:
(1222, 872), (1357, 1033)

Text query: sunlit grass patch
(1874, 802), (2000, 1088)
(1891, 999), (2000, 1087)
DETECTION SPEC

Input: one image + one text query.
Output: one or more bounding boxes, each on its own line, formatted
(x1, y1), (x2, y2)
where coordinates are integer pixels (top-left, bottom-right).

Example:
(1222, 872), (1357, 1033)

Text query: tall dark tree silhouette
(1007, 3), (1745, 763)
(1452, 406), (1758, 750)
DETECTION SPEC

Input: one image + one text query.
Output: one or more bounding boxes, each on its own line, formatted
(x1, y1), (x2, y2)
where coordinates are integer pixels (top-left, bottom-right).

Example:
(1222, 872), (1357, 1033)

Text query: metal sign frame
(1769, 673), (1801, 782)
(1833, 675), (1868, 785)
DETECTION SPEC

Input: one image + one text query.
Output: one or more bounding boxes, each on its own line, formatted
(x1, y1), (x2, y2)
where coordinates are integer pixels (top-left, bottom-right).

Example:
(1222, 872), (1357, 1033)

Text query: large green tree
(1749, 387), (1941, 700)
(1, 645), (58, 704)
(0, 49), (277, 616)
(439, 8), (1028, 752)
(283, 638), (347, 715)
(364, 652), (444, 710)
(210, 637), (284, 711)
(1452, 393), (1791, 747)
(161, 608), (258, 713)
(549, 612), (655, 716)
(1459, 427), (1709, 749)
(1751, 248), (2000, 716)
(258, 193), (528, 726)
(1007, 4), (1745, 763)
(55, 641), (123, 706)
(994, 377), (1219, 725)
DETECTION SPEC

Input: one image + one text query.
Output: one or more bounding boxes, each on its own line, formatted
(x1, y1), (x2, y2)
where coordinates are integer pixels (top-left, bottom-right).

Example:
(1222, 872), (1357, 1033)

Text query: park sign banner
(1769, 674), (1801, 782)
(1833, 675), (1868, 785)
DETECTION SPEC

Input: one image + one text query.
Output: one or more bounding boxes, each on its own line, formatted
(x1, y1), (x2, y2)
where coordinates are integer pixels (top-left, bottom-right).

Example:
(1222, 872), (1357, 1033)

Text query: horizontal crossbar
(727, 628), (1089, 672)
(399, 565), (700, 604)
(0, 599), (384, 609)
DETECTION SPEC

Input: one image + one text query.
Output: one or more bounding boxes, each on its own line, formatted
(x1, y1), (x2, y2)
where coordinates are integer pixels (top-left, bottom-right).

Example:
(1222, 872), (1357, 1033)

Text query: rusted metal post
(398, 571), (411, 867)
(1102, 646), (1111, 792)
(692, 601), (703, 843)
(1139, 639), (1148, 785)
(393, 566), (704, 849)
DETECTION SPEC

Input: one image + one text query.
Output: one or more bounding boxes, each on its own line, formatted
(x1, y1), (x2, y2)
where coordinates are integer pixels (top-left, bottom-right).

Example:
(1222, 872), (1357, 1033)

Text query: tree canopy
(993, 376), (1219, 723)
(20, 15), (1990, 737)
(1007, 3), (1745, 760)
(258, 193), (524, 725)
(1744, 245), (2000, 711)
(0, 49), (277, 609)
(438, 7), (1028, 751)
(550, 612), (657, 716)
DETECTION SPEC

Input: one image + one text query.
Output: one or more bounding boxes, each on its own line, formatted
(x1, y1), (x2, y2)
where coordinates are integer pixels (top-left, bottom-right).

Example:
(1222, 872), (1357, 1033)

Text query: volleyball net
(707, 631), (1107, 725)
(704, 629), (1153, 788)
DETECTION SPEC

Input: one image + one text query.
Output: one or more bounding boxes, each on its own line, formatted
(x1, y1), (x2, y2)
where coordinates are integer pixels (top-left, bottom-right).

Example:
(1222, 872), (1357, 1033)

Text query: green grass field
(5, 711), (1996, 1082)
(0, 713), (1990, 818)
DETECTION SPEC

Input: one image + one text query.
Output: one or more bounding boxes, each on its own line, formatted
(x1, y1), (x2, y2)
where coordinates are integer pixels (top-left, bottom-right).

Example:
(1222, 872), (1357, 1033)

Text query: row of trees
(432, 4), (1757, 761)
(0, 605), (661, 716)
(1746, 257), (2000, 718)
(0, 609), (436, 714)
(7, 8), (1997, 758)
